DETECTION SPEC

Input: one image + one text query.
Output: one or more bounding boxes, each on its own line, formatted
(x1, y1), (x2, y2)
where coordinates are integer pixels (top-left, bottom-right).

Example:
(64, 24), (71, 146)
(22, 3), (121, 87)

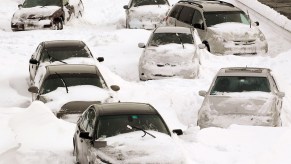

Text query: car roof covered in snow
(154, 26), (192, 34)
(45, 64), (98, 75)
(177, 0), (240, 12)
(217, 67), (271, 77)
(43, 40), (85, 48)
(92, 102), (158, 116)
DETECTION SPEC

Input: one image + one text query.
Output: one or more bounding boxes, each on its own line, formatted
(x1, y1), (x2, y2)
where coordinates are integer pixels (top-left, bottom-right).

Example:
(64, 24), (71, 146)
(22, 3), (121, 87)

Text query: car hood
(13, 6), (61, 19)
(143, 44), (196, 65)
(205, 92), (275, 115)
(208, 22), (262, 41)
(92, 131), (186, 163)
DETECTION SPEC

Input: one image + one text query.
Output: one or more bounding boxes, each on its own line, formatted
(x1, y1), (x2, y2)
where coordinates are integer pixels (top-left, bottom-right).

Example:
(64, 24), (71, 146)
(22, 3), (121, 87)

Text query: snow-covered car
(123, 0), (170, 29)
(138, 26), (205, 81)
(197, 67), (285, 128)
(11, 0), (84, 31)
(166, 0), (268, 55)
(29, 40), (103, 83)
(73, 102), (184, 164)
(28, 64), (120, 117)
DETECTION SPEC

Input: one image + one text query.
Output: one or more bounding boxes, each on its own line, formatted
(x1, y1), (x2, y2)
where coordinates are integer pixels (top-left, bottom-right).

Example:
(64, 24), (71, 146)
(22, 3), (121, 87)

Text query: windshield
(204, 11), (250, 27)
(210, 76), (271, 94)
(40, 73), (106, 94)
(149, 33), (193, 46)
(40, 46), (92, 63)
(23, 0), (62, 8)
(131, 0), (168, 7)
(96, 114), (170, 138)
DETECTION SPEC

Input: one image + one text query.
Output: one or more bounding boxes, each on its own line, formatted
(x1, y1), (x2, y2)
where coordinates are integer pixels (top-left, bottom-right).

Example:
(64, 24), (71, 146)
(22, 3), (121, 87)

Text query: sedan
(197, 67), (285, 128)
(73, 102), (184, 164)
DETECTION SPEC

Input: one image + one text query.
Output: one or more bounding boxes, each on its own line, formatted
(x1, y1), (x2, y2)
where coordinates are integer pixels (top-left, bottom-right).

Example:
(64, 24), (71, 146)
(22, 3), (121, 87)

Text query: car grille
(233, 40), (256, 45)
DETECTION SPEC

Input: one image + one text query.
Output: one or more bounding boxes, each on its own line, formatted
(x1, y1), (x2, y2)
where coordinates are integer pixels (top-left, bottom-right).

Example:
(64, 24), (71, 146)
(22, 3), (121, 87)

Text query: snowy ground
(0, 0), (291, 163)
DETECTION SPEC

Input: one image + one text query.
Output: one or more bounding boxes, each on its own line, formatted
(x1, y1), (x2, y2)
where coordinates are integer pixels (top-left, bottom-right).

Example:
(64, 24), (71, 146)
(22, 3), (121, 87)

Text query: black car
(11, 0), (84, 31)
(29, 40), (104, 83)
(73, 102), (183, 164)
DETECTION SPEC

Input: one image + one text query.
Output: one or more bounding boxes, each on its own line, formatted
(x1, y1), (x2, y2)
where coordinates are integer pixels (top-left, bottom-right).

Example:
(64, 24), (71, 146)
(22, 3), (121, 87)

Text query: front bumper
(11, 19), (52, 31)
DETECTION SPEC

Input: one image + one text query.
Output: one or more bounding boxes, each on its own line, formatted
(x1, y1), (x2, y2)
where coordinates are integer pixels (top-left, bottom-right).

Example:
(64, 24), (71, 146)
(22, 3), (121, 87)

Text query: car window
(149, 32), (193, 46)
(204, 11), (250, 27)
(131, 0), (168, 7)
(23, 0), (62, 8)
(79, 110), (89, 131)
(85, 108), (96, 136)
(192, 10), (204, 29)
(178, 6), (195, 24)
(96, 114), (170, 138)
(40, 46), (92, 63)
(169, 5), (183, 19)
(35, 45), (43, 60)
(40, 73), (106, 94)
(210, 76), (271, 94)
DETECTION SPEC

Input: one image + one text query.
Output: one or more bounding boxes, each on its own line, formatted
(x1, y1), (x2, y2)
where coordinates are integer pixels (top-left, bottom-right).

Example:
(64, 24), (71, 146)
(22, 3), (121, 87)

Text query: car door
(29, 44), (43, 81)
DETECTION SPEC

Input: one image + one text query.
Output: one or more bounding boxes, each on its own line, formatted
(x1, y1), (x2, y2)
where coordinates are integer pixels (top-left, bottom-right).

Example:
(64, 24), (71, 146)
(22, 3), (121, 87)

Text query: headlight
(259, 33), (266, 41)
(214, 35), (227, 42)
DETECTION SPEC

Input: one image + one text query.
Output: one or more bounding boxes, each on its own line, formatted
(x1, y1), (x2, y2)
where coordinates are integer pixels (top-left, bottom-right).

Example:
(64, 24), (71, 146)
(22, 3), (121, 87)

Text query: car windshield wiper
(46, 50), (67, 64)
(55, 72), (69, 93)
(127, 125), (156, 138)
(176, 33), (184, 49)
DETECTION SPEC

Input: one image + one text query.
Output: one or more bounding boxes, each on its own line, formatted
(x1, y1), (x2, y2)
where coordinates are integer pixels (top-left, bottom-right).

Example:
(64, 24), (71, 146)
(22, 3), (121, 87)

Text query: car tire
(53, 18), (63, 30)
(203, 41), (210, 52)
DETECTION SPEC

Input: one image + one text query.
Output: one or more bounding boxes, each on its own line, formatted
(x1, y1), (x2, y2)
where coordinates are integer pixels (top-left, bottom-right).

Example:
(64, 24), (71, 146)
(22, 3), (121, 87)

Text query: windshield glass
(96, 114), (170, 138)
(210, 76), (271, 94)
(40, 73), (106, 94)
(40, 46), (92, 63)
(149, 33), (193, 46)
(131, 0), (168, 7)
(23, 0), (62, 8)
(204, 11), (250, 27)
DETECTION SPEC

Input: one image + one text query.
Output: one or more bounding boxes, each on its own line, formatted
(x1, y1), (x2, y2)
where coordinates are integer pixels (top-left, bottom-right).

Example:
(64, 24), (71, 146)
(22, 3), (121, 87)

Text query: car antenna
(55, 72), (69, 93)
(127, 125), (156, 138)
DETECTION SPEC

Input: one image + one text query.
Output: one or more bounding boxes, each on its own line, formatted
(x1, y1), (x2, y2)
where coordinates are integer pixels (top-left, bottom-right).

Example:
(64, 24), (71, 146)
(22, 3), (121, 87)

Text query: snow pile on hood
(95, 131), (187, 163)
(209, 22), (261, 40)
(13, 6), (61, 19)
(43, 85), (110, 113)
(143, 44), (196, 64)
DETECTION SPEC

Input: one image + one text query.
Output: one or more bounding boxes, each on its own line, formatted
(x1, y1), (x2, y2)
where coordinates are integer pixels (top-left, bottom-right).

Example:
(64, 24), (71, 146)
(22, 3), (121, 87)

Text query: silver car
(198, 67), (285, 128)
(123, 0), (170, 29)
(138, 26), (205, 81)
(166, 0), (268, 55)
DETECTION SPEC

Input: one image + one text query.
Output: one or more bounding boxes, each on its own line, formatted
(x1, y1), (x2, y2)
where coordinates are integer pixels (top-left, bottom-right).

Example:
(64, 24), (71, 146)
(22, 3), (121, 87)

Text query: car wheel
(52, 19), (63, 30)
(203, 41), (210, 52)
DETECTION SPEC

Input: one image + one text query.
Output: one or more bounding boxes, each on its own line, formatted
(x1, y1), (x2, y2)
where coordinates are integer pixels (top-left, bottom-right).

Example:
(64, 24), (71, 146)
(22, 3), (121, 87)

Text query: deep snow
(0, 0), (291, 163)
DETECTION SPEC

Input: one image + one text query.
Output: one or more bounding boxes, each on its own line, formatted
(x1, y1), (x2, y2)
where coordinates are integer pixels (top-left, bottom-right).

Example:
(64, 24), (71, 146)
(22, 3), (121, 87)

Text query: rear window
(210, 76), (271, 94)
(96, 114), (170, 138)
(149, 32), (193, 46)
(131, 0), (168, 7)
(23, 0), (62, 8)
(40, 73), (105, 94)
(204, 11), (250, 27)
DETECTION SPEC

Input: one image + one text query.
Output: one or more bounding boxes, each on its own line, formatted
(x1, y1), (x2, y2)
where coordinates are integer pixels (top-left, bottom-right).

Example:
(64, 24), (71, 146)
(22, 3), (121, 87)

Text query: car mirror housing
(94, 140), (107, 148)
(29, 58), (39, 65)
(199, 90), (207, 97)
(254, 21), (259, 26)
(97, 57), (104, 62)
(138, 43), (146, 48)
(110, 85), (120, 91)
(277, 92), (285, 98)
(123, 5), (129, 9)
(28, 86), (39, 93)
(198, 44), (206, 49)
(172, 129), (183, 135)
(79, 132), (92, 140)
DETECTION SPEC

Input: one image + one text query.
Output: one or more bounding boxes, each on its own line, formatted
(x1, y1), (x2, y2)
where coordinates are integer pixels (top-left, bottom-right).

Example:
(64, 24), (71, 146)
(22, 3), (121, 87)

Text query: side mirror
(199, 90), (207, 97)
(138, 43), (146, 48)
(198, 44), (206, 49)
(29, 58), (39, 65)
(93, 140), (107, 148)
(18, 4), (23, 9)
(28, 86), (39, 93)
(97, 57), (104, 62)
(123, 5), (129, 9)
(254, 21), (259, 26)
(79, 132), (92, 140)
(172, 129), (183, 135)
(277, 92), (285, 98)
(110, 85), (120, 91)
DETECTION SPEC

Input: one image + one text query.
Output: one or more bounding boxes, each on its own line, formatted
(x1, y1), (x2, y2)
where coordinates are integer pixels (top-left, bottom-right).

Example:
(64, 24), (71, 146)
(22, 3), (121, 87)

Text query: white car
(197, 67), (285, 128)
(123, 0), (170, 29)
(138, 26), (205, 81)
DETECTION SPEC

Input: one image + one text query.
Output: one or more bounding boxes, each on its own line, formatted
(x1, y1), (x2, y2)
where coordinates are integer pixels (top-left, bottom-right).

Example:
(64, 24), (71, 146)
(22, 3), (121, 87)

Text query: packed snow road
(0, 0), (291, 163)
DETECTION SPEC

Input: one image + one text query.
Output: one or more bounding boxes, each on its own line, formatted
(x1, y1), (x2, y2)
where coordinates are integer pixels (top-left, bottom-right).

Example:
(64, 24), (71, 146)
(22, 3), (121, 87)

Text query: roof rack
(178, 0), (203, 8)
(204, 0), (235, 7)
